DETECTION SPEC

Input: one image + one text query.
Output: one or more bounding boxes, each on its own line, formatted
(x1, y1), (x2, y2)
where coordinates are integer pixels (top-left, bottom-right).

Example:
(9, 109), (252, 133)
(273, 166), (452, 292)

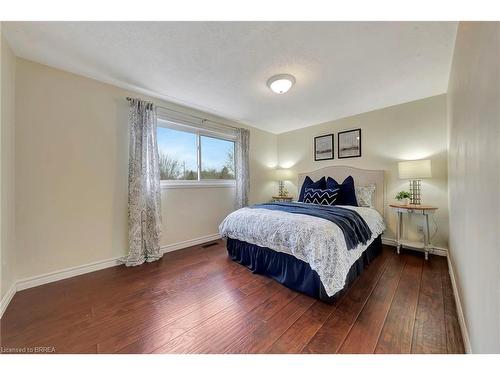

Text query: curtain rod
(126, 96), (240, 131)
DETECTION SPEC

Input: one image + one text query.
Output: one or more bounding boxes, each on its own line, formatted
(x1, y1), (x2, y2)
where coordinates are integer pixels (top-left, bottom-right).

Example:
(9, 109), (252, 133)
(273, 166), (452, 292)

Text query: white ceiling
(3, 22), (457, 134)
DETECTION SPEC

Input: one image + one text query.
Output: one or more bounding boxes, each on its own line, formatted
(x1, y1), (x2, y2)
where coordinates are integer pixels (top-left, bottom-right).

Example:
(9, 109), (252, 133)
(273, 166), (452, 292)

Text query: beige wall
(14, 58), (277, 280)
(448, 22), (500, 353)
(0, 28), (17, 302)
(277, 95), (449, 248)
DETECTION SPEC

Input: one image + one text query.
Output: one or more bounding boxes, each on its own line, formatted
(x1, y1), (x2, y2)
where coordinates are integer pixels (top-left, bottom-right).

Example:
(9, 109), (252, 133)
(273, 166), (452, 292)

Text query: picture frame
(314, 134), (334, 161)
(338, 128), (362, 158)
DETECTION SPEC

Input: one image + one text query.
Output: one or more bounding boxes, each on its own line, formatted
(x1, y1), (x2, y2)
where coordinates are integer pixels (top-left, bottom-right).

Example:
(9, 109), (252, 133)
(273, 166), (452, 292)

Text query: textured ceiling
(3, 22), (457, 134)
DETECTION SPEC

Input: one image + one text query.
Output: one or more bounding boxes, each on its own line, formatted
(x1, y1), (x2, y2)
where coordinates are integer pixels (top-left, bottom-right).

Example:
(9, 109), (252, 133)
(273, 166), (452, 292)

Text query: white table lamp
(398, 159), (432, 205)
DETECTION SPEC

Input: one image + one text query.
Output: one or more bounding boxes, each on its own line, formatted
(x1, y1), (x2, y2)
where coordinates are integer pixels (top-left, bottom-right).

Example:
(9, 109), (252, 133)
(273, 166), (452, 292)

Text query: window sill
(160, 180), (236, 189)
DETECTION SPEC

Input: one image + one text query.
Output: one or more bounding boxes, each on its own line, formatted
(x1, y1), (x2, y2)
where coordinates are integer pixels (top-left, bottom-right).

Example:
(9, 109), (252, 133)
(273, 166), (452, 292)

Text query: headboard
(297, 166), (385, 216)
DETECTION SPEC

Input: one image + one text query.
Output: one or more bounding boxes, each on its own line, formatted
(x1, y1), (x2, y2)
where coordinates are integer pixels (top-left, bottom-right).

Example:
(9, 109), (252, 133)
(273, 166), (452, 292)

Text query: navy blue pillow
(298, 176), (326, 202)
(303, 187), (339, 206)
(326, 176), (358, 206)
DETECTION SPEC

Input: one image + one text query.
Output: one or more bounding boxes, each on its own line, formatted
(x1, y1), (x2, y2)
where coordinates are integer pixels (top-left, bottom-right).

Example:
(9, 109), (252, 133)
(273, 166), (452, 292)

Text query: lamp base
(409, 179), (421, 205)
(278, 180), (285, 197)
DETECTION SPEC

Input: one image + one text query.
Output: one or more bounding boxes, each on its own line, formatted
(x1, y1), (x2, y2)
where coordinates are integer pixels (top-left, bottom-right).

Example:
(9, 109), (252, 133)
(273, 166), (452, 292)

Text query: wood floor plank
(116, 279), (273, 354)
(267, 300), (334, 354)
(3, 249), (243, 349)
(301, 248), (393, 353)
(375, 255), (423, 353)
(225, 293), (315, 353)
(1, 243), (462, 354)
(151, 282), (292, 353)
(99, 280), (248, 353)
(438, 256), (465, 354)
(59, 269), (258, 353)
(2, 243), (231, 341)
(188, 285), (299, 354)
(337, 253), (406, 353)
(238, 274), (273, 295)
(411, 256), (447, 354)
(5, 242), (221, 321)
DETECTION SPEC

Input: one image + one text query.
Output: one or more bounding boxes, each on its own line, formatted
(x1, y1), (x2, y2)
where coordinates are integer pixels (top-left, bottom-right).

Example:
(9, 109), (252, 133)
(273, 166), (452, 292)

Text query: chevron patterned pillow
(303, 187), (340, 206)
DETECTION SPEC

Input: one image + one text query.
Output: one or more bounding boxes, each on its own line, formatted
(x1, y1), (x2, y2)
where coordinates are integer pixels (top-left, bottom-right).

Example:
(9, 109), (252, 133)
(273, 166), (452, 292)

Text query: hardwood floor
(0, 240), (465, 354)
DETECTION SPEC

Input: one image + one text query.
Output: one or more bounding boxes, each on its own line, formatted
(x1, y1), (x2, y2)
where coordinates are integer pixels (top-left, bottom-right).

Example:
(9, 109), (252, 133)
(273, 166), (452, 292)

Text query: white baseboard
(161, 233), (221, 254)
(381, 236), (448, 257)
(446, 253), (472, 354)
(0, 282), (17, 319)
(16, 257), (123, 292)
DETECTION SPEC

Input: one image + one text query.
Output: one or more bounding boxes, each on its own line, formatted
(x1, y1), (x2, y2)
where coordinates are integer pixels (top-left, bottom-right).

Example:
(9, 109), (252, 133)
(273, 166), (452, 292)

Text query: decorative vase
(398, 198), (410, 206)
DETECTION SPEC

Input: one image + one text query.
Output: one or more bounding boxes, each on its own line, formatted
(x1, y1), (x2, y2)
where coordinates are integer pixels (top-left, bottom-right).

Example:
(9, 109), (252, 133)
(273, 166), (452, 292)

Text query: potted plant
(395, 191), (411, 205)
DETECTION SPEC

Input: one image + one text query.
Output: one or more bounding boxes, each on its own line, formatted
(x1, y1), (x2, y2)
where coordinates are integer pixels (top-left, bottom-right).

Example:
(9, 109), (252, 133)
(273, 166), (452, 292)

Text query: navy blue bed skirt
(226, 235), (382, 303)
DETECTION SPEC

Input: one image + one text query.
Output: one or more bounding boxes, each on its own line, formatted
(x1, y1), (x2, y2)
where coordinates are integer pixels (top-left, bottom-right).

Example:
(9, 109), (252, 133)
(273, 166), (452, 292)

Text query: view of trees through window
(157, 123), (235, 181)
(200, 135), (235, 179)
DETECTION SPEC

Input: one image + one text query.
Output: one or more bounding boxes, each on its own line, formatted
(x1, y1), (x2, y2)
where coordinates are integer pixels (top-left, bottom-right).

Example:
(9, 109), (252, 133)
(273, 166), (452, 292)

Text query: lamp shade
(274, 169), (293, 181)
(398, 159), (432, 179)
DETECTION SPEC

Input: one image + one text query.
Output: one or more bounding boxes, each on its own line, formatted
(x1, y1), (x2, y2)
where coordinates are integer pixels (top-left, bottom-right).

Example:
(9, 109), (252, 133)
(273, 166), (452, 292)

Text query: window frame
(157, 115), (237, 189)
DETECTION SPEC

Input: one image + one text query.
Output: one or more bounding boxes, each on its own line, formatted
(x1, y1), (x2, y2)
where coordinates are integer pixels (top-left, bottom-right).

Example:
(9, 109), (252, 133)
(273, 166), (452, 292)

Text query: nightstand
(389, 204), (438, 260)
(272, 196), (294, 202)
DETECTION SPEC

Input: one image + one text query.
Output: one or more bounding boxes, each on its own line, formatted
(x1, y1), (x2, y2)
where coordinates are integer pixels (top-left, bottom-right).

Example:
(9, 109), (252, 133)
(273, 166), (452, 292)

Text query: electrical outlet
(417, 224), (424, 233)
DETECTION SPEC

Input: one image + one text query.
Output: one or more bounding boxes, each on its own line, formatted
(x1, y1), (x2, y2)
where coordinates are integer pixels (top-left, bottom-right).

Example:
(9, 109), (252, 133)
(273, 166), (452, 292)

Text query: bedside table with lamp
(272, 169), (294, 202)
(391, 159), (437, 260)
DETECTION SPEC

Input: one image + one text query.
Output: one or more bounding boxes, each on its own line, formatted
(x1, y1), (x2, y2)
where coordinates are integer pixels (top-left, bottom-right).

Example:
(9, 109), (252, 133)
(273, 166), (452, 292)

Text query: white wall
(0, 27), (17, 302)
(14, 58), (277, 280)
(277, 95), (449, 249)
(447, 22), (500, 353)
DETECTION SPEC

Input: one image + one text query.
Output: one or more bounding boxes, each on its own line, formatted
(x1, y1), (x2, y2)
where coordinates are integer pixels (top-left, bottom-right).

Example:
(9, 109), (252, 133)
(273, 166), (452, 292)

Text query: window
(158, 126), (198, 180)
(157, 118), (236, 187)
(200, 135), (235, 180)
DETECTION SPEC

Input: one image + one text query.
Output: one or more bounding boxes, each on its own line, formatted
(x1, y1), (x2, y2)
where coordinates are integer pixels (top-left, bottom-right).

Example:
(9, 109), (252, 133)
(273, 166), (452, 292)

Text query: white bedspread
(219, 205), (385, 296)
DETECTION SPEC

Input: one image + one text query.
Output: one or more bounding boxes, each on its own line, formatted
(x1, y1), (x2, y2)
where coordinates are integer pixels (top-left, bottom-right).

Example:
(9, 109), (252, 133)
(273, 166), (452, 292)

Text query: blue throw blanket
(251, 202), (372, 250)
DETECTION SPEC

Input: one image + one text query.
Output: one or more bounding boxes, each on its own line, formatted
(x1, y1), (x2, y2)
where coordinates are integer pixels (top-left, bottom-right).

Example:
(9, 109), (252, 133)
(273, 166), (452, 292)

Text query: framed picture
(338, 128), (361, 158)
(314, 134), (334, 161)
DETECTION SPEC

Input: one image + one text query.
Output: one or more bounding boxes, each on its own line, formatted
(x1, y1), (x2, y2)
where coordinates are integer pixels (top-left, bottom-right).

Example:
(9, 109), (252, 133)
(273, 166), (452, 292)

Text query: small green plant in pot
(395, 191), (411, 205)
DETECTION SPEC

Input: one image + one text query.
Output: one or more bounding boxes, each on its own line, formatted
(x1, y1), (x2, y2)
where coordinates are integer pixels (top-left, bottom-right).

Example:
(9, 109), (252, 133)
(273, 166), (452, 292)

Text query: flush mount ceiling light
(267, 74), (296, 94)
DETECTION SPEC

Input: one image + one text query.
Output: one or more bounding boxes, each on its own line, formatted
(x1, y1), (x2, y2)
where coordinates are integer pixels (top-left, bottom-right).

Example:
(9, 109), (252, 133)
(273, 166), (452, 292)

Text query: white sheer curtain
(125, 98), (162, 266)
(235, 128), (250, 208)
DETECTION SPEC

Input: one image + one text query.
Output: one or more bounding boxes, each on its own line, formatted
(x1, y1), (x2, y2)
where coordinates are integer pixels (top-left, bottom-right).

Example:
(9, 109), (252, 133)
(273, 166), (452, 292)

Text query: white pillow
(355, 184), (376, 208)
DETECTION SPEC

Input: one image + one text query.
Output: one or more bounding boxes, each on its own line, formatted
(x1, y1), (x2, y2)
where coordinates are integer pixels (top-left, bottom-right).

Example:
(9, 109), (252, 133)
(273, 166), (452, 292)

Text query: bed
(219, 166), (386, 303)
